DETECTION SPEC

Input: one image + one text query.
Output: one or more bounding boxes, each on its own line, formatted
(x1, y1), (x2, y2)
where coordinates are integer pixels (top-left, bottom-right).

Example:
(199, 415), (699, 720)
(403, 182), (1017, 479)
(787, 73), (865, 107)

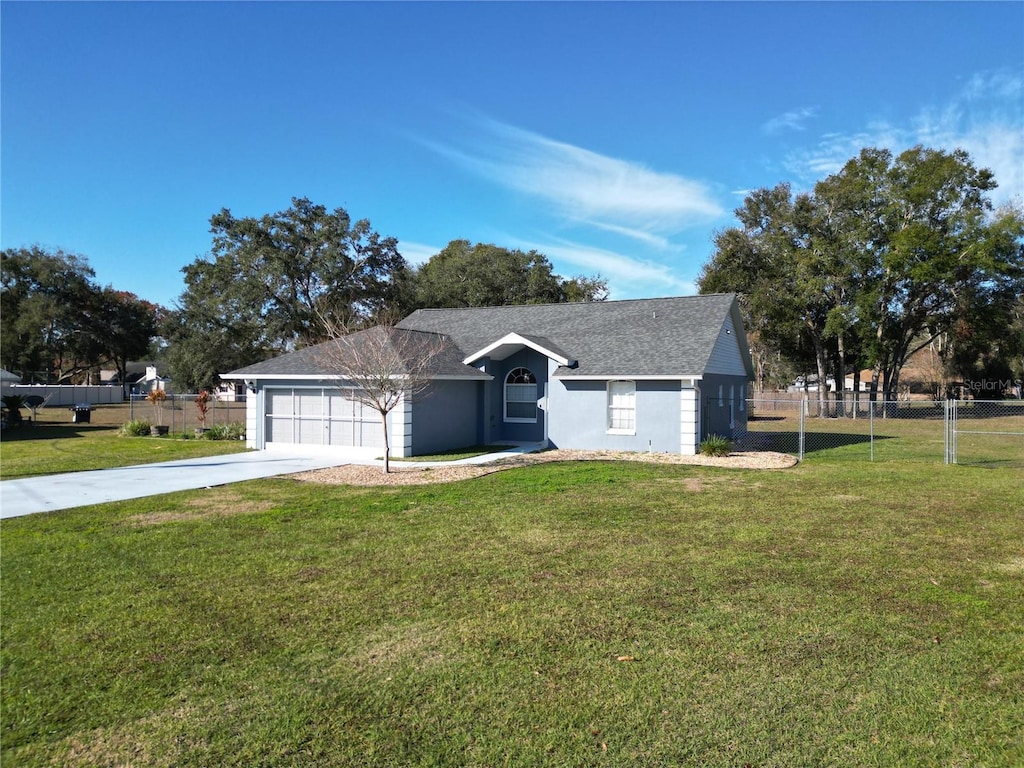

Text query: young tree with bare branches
(314, 322), (454, 473)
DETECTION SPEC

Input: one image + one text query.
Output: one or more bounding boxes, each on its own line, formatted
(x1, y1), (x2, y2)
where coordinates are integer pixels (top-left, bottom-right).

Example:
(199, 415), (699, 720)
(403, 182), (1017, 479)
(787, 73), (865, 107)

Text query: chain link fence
(740, 397), (1022, 467)
(128, 393), (247, 435)
(948, 400), (1024, 468)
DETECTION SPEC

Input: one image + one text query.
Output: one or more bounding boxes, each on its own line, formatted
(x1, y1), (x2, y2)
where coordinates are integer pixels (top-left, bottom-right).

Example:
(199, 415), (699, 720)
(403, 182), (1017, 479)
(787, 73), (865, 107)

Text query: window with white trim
(504, 368), (537, 422)
(607, 380), (636, 434)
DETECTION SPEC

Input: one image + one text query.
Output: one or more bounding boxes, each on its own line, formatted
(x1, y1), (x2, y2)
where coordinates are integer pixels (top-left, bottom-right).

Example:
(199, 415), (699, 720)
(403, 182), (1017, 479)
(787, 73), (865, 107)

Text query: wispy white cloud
(580, 220), (679, 251)
(782, 70), (1023, 202)
(513, 234), (695, 299)
(417, 115), (724, 239)
(396, 240), (440, 266)
(762, 106), (819, 134)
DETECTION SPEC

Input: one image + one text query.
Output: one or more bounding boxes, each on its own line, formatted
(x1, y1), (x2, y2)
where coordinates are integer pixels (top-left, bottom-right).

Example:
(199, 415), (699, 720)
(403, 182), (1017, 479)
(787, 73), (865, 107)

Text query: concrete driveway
(0, 444), (545, 520)
(0, 450), (366, 519)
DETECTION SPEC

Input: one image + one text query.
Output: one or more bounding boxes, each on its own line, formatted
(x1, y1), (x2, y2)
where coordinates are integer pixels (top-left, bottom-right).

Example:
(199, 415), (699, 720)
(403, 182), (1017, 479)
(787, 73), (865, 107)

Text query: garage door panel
(354, 418), (384, 449)
(266, 416), (295, 444)
(328, 393), (353, 419)
(267, 391), (293, 415)
(295, 391), (323, 417)
(297, 419), (325, 444)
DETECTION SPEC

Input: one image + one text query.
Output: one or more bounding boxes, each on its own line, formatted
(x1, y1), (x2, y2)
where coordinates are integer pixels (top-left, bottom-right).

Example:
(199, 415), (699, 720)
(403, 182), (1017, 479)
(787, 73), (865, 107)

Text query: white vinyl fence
(8, 385), (124, 407)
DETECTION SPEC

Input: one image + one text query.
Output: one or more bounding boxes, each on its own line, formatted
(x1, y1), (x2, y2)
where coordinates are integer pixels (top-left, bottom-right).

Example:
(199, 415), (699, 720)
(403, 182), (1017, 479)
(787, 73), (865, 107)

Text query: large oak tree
(699, 146), (1024, 407)
(166, 198), (409, 388)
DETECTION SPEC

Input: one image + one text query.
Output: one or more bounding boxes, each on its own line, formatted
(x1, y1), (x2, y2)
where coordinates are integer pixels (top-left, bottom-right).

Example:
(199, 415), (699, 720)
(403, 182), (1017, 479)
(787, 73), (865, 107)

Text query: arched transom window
(505, 367), (537, 422)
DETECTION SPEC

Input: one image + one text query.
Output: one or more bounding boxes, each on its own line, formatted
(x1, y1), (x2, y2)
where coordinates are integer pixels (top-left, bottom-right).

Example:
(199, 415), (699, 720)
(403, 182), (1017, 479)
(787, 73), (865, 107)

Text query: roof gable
(463, 332), (576, 368)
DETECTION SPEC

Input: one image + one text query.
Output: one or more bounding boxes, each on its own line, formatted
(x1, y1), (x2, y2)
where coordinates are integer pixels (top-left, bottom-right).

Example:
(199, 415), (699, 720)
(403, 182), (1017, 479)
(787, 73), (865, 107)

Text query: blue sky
(2, 1), (1022, 308)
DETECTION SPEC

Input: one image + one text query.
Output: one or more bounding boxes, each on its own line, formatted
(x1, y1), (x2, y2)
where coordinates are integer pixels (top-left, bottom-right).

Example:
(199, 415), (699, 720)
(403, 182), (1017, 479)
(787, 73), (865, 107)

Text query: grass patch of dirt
(125, 492), (276, 526)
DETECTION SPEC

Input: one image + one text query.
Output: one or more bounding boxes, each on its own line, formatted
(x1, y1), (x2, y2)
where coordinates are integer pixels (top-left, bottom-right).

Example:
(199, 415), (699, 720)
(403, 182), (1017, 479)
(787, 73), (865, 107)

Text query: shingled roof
(225, 294), (750, 381)
(397, 293), (749, 378)
(225, 326), (489, 380)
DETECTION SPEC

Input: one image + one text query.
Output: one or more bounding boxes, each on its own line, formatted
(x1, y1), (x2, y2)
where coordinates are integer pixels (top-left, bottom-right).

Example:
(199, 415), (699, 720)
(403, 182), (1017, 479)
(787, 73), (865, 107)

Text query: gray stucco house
(222, 293), (754, 457)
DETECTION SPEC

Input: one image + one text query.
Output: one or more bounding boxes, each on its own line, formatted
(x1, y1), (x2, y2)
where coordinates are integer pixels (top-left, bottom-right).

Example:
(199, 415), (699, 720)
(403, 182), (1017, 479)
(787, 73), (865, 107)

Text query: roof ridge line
(407, 293), (733, 313)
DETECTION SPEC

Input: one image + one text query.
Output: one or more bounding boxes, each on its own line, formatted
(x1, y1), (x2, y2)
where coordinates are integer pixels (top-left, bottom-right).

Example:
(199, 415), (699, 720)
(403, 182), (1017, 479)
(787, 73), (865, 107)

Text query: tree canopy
(167, 213), (608, 388)
(1, 246), (161, 386)
(165, 198), (409, 389)
(699, 146), (1024, 405)
(186, 197), (408, 346)
(410, 240), (607, 308)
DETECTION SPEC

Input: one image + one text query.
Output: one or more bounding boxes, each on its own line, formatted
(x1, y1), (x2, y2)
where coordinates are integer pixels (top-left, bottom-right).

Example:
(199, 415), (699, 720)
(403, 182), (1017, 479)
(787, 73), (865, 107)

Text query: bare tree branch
(314, 315), (453, 473)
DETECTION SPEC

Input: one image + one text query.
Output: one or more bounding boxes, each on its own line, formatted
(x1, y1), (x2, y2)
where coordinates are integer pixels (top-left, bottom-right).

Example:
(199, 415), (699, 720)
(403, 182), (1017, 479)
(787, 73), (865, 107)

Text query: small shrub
(200, 422), (246, 441)
(700, 433), (732, 457)
(119, 420), (151, 437)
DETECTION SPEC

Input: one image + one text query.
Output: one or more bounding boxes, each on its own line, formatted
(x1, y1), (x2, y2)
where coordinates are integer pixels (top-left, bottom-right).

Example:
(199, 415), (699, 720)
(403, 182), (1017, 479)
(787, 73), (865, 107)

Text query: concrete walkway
(0, 444), (544, 519)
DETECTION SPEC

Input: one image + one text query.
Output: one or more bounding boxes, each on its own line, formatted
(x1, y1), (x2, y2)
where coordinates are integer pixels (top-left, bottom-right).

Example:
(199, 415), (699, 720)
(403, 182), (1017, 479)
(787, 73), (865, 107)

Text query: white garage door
(265, 387), (384, 450)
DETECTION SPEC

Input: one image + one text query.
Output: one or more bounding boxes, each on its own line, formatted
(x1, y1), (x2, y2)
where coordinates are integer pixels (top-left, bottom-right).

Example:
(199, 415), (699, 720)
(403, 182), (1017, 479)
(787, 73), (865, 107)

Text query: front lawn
(2, 458), (1021, 766)
(0, 422), (248, 479)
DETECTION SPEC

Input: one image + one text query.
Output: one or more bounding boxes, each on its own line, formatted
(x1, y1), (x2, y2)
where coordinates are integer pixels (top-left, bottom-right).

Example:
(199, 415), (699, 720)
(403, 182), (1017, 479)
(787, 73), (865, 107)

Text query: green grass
(0, 422), (248, 479)
(2, 458), (1022, 766)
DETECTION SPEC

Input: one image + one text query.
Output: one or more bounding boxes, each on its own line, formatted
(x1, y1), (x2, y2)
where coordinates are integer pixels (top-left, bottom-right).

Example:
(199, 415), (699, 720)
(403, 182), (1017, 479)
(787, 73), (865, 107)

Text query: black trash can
(71, 404), (92, 424)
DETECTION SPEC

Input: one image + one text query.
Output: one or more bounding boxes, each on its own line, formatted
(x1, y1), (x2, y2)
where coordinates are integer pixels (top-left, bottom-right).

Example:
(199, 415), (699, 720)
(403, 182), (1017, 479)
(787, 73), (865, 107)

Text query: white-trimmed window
(607, 380), (636, 434)
(505, 368), (537, 422)
(718, 385), (724, 406)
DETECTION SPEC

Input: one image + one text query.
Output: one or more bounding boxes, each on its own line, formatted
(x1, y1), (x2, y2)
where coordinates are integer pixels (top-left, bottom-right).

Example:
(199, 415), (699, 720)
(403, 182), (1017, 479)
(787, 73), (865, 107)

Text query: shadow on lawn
(738, 430), (893, 456)
(0, 422), (113, 442)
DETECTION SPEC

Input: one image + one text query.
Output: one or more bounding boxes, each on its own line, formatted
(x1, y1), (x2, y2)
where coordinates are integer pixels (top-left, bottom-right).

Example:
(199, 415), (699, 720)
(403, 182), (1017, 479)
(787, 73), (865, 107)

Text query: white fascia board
(555, 374), (703, 382)
(220, 374), (344, 382)
(219, 373), (491, 382)
(463, 333), (575, 367)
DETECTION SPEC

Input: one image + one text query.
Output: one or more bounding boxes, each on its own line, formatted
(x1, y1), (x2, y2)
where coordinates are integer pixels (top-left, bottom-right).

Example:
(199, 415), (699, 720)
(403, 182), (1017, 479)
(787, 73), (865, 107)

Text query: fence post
(944, 399), (954, 465)
(943, 400), (948, 464)
(869, 402), (874, 461)
(799, 396), (806, 461)
(946, 399), (954, 466)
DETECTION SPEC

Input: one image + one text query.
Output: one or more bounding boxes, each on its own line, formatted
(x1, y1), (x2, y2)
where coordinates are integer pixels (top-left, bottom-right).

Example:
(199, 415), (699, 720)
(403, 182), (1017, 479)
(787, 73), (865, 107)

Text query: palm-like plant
(146, 389), (167, 426)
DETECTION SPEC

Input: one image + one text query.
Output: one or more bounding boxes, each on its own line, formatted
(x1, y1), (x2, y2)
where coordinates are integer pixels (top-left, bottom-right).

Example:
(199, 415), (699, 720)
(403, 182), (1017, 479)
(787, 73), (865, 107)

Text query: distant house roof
(398, 293), (750, 378)
(0, 369), (21, 383)
(224, 326), (490, 380)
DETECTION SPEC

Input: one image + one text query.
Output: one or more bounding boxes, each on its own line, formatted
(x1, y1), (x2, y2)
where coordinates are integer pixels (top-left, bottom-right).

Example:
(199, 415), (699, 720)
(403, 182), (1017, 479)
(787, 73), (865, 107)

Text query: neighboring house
(0, 368), (22, 395)
(103, 363), (169, 396)
(222, 293), (754, 457)
(214, 380), (246, 402)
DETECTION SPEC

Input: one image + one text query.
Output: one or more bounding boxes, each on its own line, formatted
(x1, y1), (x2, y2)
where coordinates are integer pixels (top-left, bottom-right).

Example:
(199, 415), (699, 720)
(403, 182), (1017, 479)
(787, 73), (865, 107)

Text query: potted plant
(1, 394), (26, 428)
(194, 390), (211, 435)
(147, 389), (169, 435)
